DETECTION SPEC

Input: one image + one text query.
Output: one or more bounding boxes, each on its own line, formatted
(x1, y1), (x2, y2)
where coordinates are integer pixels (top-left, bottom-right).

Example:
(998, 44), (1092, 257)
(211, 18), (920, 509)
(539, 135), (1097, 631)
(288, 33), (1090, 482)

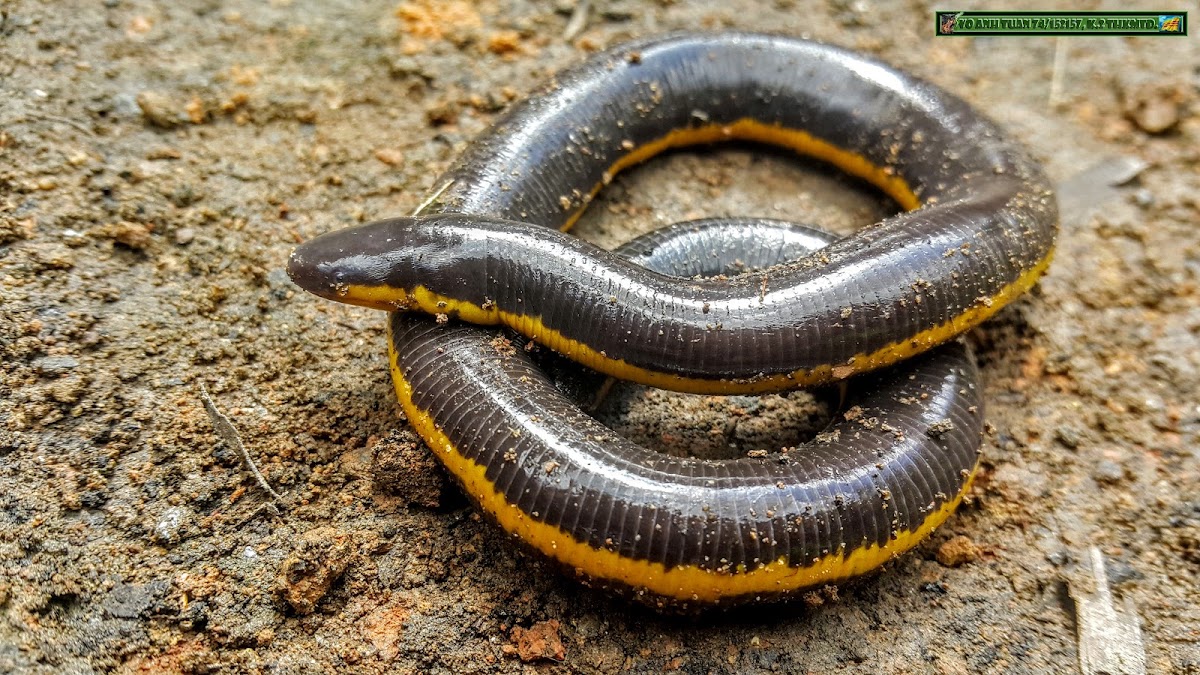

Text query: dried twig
(231, 501), (282, 528)
(587, 376), (616, 412)
(562, 0), (591, 41)
(20, 112), (98, 138)
(198, 383), (285, 503)
(1049, 37), (1068, 107)
(412, 179), (454, 217)
(1072, 547), (1147, 675)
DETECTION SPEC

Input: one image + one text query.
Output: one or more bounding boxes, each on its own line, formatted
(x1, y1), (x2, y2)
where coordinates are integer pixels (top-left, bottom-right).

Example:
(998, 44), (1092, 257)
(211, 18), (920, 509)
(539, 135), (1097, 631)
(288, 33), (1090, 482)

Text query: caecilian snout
(286, 243), (341, 300)
(287, 217), (411, 294)
(285, 217), (447, 310)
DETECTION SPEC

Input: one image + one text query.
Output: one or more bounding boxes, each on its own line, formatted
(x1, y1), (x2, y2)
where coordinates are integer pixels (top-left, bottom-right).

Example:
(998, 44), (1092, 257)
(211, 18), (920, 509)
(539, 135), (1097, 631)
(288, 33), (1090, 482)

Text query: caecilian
(288, 33), (1056, 609)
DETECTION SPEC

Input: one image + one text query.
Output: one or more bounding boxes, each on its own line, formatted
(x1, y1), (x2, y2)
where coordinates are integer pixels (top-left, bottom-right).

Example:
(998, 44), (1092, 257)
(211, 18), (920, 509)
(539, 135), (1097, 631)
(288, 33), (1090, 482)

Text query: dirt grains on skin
(1, 0), (1198, 672)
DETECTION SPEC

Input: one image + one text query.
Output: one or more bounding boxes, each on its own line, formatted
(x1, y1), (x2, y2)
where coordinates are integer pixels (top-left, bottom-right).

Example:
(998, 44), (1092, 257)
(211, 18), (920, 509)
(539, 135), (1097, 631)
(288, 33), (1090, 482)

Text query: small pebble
(1054, 426), (1082, 450)
(486, 30), (522, 55)
(136, 90), (182, 128)
(277, 527), (354, 615)
(102, 580), (169, 619)
(505, 620), (565, 663)
(153, 505), (192, 544)
(371, 429), (450, 508)
(1046, 550), (1071, 566)
(32, 355), (79, 375)
(425, 100), (459, 126)
(174, 227), (195, 246)
(373, 148), (404, 166)
(1105, 559), (1143, 585)
(97, 221), (154, 250)
(1093, 460), (1125, 484)
(61, 229), (88, 247)
(599, 1), (636, 21)
(146, 147), (182, 160)
(1121, 78), (1185, 134)
(936, 535), (980, 567)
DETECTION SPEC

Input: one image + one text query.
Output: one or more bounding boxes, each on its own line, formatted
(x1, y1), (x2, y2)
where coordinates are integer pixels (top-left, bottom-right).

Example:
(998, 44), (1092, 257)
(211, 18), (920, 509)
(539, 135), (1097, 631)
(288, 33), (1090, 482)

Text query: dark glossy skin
(288, 32), (1058, 393)
(287, 33), (1054, 608)
(390, 219), (982, 608)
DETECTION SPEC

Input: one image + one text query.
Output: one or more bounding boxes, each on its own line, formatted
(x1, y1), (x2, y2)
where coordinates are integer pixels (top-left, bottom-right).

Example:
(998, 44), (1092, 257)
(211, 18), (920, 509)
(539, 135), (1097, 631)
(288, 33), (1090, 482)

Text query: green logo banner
(936, 11), (1187, 36)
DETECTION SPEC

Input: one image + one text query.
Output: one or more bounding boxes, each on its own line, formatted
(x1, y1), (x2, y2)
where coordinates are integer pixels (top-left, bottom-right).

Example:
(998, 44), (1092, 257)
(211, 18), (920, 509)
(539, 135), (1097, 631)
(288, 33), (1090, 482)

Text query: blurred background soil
(1, 1), (1198, 672)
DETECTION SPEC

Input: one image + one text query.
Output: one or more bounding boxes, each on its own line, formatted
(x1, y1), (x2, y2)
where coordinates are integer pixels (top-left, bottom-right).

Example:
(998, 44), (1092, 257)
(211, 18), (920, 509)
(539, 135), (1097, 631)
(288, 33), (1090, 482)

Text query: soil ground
(1, 1), (1198, 673)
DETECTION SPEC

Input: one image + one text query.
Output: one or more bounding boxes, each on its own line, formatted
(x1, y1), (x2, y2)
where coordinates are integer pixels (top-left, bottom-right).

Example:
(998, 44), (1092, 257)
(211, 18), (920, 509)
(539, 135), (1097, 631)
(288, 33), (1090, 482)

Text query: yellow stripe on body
(387, 324), (977, 603)
(352, 248), (1050, 394)
(340, 117), (1051, 393)
(368, 117), (1017, 601)
(559, 118), (922, 231)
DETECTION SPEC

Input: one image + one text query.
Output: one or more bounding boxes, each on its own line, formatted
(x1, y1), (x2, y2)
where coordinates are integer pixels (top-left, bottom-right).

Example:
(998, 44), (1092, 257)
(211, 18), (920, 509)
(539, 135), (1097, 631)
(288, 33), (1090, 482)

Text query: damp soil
(2, 1), (1198, 673)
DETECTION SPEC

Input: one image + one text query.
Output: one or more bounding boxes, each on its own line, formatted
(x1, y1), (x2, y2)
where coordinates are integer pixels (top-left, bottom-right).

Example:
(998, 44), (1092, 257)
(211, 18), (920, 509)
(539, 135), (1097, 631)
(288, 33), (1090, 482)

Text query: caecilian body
(288, 32), (1057, 608)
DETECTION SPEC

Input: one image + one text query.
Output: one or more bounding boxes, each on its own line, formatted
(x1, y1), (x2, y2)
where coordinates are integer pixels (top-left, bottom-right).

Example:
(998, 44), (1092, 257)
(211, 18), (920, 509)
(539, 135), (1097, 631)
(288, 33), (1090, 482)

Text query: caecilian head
(286, 215), (485, 311)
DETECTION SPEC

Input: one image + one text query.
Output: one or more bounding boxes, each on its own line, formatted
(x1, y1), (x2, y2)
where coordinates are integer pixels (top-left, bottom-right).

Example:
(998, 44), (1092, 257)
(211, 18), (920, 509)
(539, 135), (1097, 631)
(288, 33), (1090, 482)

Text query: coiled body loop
(288, 33), (1056, 609)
